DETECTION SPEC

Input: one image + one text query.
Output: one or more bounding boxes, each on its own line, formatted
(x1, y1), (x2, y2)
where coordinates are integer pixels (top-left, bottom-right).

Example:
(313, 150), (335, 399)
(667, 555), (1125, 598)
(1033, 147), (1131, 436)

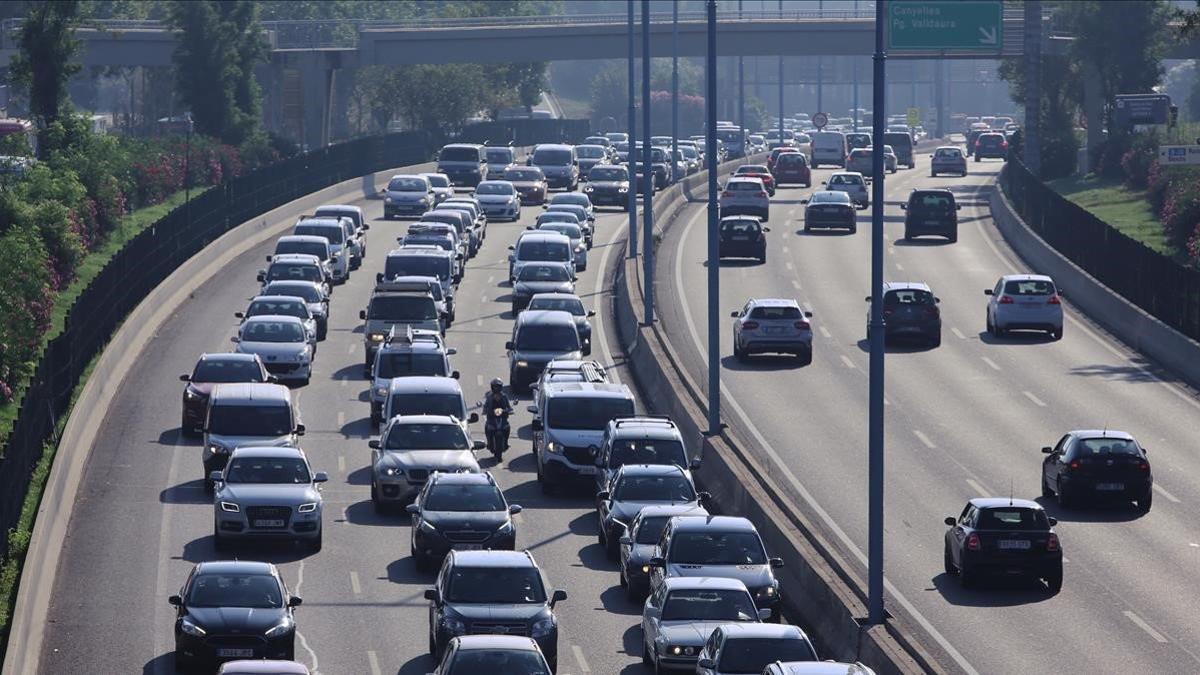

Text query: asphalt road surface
(657, 154), (1200, 674)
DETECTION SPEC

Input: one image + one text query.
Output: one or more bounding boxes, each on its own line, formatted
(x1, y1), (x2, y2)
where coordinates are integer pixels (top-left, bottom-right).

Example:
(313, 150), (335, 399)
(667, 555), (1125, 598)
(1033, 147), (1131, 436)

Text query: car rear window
(883, 132), (912, 148)
(721, 220), (760, 235)
(911, 193), (955, 211)
(883, 289), (935, 306)
(749, 306), (801, 320)
(977, 508), (1050, 531)
(726, 181), (762, 191)
(777, 154), (806, 167)
(1075, 438), (1141, 456)
(193, 359), (266, 383)
(533, 148), (572, 165)
(1003, 280), (1055, 296)
(935, 148), (962, 158)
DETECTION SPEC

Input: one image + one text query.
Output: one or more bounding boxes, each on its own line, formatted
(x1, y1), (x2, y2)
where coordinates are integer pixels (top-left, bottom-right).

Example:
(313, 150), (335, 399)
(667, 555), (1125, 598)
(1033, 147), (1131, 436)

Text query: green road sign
(888, 1), (1003, 52)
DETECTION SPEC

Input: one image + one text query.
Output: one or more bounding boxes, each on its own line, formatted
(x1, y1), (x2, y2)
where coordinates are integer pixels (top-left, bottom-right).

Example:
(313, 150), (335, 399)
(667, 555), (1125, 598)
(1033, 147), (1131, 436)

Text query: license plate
(1096, 482), (1125, 491)
(998, 540), (1031, 550)
(924, 220), (941, 226)
(731, 236), (749, 241)
(764, 326), (787, 334)
(254, 519), (285, 528)
(452, 543), (483, 551)
(577, 466), (597, 475)
(217, 648), (254, 658)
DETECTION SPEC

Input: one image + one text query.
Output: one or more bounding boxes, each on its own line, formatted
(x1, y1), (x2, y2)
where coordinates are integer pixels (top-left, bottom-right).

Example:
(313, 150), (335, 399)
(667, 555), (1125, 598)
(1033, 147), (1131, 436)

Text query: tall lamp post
(641, 0), (654, 324)
(672, 0), (679, 185)
(627, 0), (638, 258)
(867, 0), (888, 627)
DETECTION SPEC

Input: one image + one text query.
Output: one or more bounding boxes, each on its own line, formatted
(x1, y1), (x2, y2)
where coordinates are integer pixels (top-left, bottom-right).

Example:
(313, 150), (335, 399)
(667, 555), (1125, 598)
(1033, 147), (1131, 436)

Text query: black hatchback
(718, 216), (769, 263)
(944, 498), (1063, 592)
(1040, 430), (1153, 512)
(901, 189), (961, 243)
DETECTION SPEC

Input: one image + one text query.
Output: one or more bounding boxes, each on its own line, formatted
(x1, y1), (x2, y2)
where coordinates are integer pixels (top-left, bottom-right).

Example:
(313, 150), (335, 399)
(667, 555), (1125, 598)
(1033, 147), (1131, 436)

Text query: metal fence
(1001, 160), (1200, 341)
(0, 131), (434, 560)
(453, 119), (592, 146)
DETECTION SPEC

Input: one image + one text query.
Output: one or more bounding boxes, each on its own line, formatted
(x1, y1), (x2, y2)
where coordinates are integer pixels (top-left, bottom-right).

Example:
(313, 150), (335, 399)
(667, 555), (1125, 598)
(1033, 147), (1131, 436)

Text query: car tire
(733, 338), (747, 362)
(371, 484), (384, 513)
(413, 547), (432, 572)
(931, 172), (937, 177)
(1041, 474), (1054, 498)
(642, 639), (654, 666)
(960, 562), (977, 588)
(1137, 491), (1153, 514)
(310, 529), (323, 553)
(986, 312), (996, 336)
(975, 155), (981, 163)
(758, 250), (767, 264)
(429, 631), (437, 656)
(930, 332), (942, 348)
(799, 350), (813, 366)
(204, 477), (215, 494)
(1057, 484), (1072, 509)
(948, 233), (958, 243)
(903, 230), (913, 241)
(849, 223), (857, 234)
(174, 651), (194, 674)
(605, 534), (619, 560)
(1045, 567), (1063, 593)
(1050, 326), (1064, 341)
(943, 543), (956, 575)
(803, 224), (811, 233)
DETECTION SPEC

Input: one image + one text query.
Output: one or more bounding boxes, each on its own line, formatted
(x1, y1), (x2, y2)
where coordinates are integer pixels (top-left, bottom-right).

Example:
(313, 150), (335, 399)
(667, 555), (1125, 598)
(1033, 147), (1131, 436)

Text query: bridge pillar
(330, 67), (356, 142)
(1083, 61), (1103, 173)
(297, 53), (333, 151)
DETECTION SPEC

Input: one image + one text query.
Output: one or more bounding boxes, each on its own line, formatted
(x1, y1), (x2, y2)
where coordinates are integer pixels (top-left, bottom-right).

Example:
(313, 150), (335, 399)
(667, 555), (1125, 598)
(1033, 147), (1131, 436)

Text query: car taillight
(794, 320), (810, 330)
(966, 533), (981, 551)
(722, 191), (733, 198)
(1048, 294), (1061, 305)
(1138, 460), (1150, 471)
(1001, 141), (1009, 149)
(883, 309), (894, 317)
(975, 139), (983, 149)
(1069, 460), (1081, 471)
(1046, 533), (1060, 552)
(998, 295), (1014, 304)
(759, 191), (768, 198)
(741, 321), (760, 330)
(925, 307), (939, 318)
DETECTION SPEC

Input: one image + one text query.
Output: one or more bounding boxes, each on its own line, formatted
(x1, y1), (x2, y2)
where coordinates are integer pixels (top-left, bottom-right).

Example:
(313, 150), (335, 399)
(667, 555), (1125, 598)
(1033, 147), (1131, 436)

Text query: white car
(718, 176), (770, 221)
(985, 274), (1065, 340)
(823, 171), (869, 209)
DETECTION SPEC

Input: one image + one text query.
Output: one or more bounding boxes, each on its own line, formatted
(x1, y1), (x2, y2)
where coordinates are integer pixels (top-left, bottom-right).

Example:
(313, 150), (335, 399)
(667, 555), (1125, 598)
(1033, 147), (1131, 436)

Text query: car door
(642, 582), (665, 648)
(428, 559), (448, 641)
(948, 504), (975, 568)
(1052, 436), (1075, 491)
(1043, 434), (1070, 488)
(987, 279), (1004, 321)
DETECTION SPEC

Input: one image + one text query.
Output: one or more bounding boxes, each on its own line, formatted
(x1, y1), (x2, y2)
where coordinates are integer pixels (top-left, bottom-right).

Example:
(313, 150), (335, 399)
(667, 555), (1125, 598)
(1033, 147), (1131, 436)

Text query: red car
(772, 152), (812, 187)
(733, 165), (776, 196)
(766, 146), (800, 171)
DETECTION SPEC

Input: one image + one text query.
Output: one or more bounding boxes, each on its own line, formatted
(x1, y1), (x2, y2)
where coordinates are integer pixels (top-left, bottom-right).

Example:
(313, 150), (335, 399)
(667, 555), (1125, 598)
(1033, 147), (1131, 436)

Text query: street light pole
(867, 0), (888, 628)
(627, 0), (638, 258)
(853, 0), (860, 131)
(672, 0), (679, 185)
(705, 0), (720, 435)
(738, 0), (745, 158)
(817, 0), (824, 116)
(778, 0), (784, 148)
(641, 0), (654, 324)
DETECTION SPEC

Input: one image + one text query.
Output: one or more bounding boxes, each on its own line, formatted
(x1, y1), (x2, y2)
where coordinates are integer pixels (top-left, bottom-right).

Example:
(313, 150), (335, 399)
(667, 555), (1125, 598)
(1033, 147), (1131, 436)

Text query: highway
(657, 155), (1200, 674)
(36, 172), (651, 674)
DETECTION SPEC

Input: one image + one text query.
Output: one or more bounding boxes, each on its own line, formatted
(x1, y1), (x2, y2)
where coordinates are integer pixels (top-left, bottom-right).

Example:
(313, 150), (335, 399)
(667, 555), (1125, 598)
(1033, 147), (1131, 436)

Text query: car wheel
(1041, 473), (1054, 497)
(605, 533), (619, 560)
(1057, 484), (1072, 509)
(1045, 566), (1063, 593)
(974, 156), (981, 163)
(943, 543), (956, 575)
(1050, 326), (1064, 341)
(733, 338), (747, 362)
(429, 630), (437, 656)
(758, 250), (767, 264)
(1137, 490), (1153, 513)
(930, 332), (942, 348)
(948, 233), (958, 243)
(204, 477), (215, 494)
(959, 562), (976, 588)
(642, 638), (653, 666)
(986, 312), (995, 336)
(931, 172), (937, 177)
(371, 484), (384, 513)
(849, 223), (857, 234)
(310, 529), (323, 553)
(903, 230), (913, 241)
(799, 349), (813, 366)
(174, 651), (194, 674)
(803, 224), (811, 233)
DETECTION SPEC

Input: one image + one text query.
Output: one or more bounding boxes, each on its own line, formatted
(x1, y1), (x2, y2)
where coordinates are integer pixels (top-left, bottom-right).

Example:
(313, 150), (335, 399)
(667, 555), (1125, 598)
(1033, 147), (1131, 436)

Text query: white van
(810, 131), (848, 169)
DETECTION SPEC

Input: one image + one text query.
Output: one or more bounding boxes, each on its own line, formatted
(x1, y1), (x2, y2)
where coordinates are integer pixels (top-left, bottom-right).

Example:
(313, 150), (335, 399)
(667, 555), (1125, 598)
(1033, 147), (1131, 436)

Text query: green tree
(9, 0), (82, 159)
(166, 0), (267, 146)
(998, 54), (1082, 179)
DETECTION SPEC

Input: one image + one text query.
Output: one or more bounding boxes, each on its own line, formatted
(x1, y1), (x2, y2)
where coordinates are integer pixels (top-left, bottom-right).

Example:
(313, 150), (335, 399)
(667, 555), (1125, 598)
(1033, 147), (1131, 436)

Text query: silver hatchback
(985, 274), (1064, 340)
(731, 298), (814, 364)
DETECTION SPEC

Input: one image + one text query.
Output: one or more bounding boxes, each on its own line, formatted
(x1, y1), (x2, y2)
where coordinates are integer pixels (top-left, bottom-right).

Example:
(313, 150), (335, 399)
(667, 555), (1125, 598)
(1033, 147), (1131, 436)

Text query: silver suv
(369, 326), (459, 423)
(731, 298), (814, 365)
(718, 176), (770, 221)
(293, 217), (351, 283)
(258, 254), (329, 296)
(202, 383), (304, 492)
(212, 446), (328, 552)
(592, 415), (698, 498)
(368, 415), (483, 510)
(313, 204), (368, 267)
(530, 381), (635, 495)
(360, 284), (442, 372)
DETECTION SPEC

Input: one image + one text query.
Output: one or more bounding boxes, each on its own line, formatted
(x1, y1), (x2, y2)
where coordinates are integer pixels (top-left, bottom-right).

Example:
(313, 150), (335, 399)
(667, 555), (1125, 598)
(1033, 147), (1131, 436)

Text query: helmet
(490, 378), (503, 391)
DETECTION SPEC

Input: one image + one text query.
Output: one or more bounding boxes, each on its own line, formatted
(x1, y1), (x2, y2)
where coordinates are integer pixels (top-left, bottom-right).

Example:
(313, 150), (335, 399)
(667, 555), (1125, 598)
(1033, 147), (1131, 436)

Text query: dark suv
(974, 132), (1009, 161)
(407, 472), (521, 570)
(882, 131), (914, 168)
(425, 550), (568, 671)
(718, 216), (769, 263)
(901, 189), (961, 242)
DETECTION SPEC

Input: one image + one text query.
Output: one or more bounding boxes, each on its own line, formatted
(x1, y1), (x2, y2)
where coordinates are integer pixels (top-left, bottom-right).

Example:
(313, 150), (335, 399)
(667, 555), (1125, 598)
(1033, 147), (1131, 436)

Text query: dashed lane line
(913, 429), (937, 449)
(1124, 611), (1169, 643)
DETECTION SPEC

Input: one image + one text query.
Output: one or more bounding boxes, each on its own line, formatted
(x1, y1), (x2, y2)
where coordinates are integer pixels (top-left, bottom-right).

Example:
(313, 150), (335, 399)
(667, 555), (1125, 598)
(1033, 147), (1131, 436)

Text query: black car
(407, 472), (521, 570)
(525, 292), (594, 355)
(583, 165), (631, 209)
(170, 561), (301, 671)
(426, 550), (568, 671)
(974, 132), (1009, 161)
(617, 504), (709, 600)
(596, 464), (706, 558)
(867, 282), (941, 346)
(1040, 430), (1153, 512)
(901, 188), (960, 242)
(629, 145), (670, 189)
(179, 353), (273, 436)
(882, 131), (915, 168)
(943, 498), (1063, 592)
(506, 310), (584, 393)
(802, 190), (857, 233)
(718, 216), (769, 263)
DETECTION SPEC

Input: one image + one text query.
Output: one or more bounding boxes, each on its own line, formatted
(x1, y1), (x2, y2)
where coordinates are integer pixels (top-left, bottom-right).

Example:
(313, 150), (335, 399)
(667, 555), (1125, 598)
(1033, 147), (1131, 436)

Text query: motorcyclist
(483, 378), (513, 454)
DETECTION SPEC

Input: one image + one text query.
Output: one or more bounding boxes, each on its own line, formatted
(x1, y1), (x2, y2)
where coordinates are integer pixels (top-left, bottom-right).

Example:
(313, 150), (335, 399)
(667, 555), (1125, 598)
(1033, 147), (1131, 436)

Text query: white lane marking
(966, 478), (990, 496)
(819, 326), (832, 339)
(487, 275), (495, 284)
(1022, 391), (1047, 407)
(1124, 611), (1169, 643)
(571, 645), (592, 673)
(338, 455), (346, 472)
(476, 374), (484, 387)
(349, 571), (362, 595)
(340, 376), (348, 388)
(474, 343), (482, 354)
(1154, 484), (1181, 503)
(153, 433), (187, 672)
(782, 245), (790, 253)
(293, 561), (321, 671)
(476, 318), (483, 327)
(673, 201), (979, 675)
(347, 343), (355, 354)
(367, 650), (383, 675)
(981, 356), (1002, 371)
(791, 279), (801, 290)
(591, 214), (623, 386)
(839, 354), (857, 369)
(913, 429), (937, 449)
(337, 411), (345, 428)
(951, 327), (966, 340)
(785, 261), (795, 270)
(895, 262), (905, 271)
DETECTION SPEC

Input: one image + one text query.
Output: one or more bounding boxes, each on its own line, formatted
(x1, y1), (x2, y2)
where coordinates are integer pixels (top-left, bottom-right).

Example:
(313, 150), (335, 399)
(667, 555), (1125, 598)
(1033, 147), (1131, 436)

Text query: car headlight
(419, 519), (439, 533)
(584, 185), (593, 192)
(369, 333), (385, 342)
(264, 618), (293, 638)
(530, 617), (556, 638)
(180, 617), (207, 637)
(545, 441), (562, 455)
(419, 197), (429, 205)
(668, 644), (698, 656)
(496, 520), (515, 534)
(618, 186), (629, 192)
(515, 360), (529, 368)
(297, 502), (318, 513)
(575, 245), (584, 253)
(385, 196), (393, 203)
(756, 583), (779, 599)
(220, 501), (240, 513)
(381, 466), (403, 477)
(441, 616), (466, 634)
(641, 564), (651, 574)
(209, 444), (230, 455)
(375, 386), (388, 397)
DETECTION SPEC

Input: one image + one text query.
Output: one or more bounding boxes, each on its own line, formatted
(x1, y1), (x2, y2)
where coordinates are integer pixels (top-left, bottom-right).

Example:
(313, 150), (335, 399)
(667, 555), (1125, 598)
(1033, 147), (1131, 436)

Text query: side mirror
(256, 272), (265, 282)
(648, 556), (665, 568)
(531, 419), (543, 431)
(359, 309), (367, 320)
(944, 516), (956, 526)
(865, 296), (872, 302)
(551, 589), (568, 605)
(596, 490), (610, 503)
(168, 594), (182, 606)
(507, 245), (515, 251)
(899, 204), (907, 210)
(265, 255), (273, 262)
(769, 557), (785, 568)
(758, 608), (773, 621)
(424, 588), (439, 602)
(800, 199), (809, 204)
(762, 226), (771, 232)
(821, 181), (827, 185)
(406, 503), (420, 514)
(451, 370), (460, 380)
(287, 596), (303, 608)
(446, 348), (458, 356)
(933, 298), (940, 304)
(1048, 517), (1058, 526)
(956, 204), (963, 211)
(473, 440), (487, 450)
(587, 310), (596, 317)
(295, 423), (305, 435)
(1041, 446), (1053, 454)
(230, 336), (240, 343)
(368, 440), (381, 450)
(505, 341), (516, 351)
(983, 289), (994, 296)
(526, 405), (539, 414)
(690, 458), (702, 470)
(468, 412), (479, 424)
(729, 311), (739, 318)
(209, 470), (223, 485)
(179, 374), (190, 382)
(697, 491), (712, 503)
(376, 272), (384, 283)
(542, 204), (549, 209)
(234, 311), (245, 319)
(804, 311), (814, 318)
(509, 504), (523, 514)
(379, 188), (387, 194)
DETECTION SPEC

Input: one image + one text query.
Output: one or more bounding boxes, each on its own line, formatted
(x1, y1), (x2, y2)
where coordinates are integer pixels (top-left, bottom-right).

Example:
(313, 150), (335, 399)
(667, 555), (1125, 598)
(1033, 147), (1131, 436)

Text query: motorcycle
(484, 406), (512, 460)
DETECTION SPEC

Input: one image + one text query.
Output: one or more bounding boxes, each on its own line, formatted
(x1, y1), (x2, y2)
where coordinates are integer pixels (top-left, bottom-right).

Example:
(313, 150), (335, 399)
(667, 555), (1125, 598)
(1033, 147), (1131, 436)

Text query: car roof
(210, 382), (292, 405)
(543, 381), (632, 398)
(196, 560), (275, 575)
(810, 190), (851, 201)
(748, 297), (800, 308)
(830, 171), (864, 178)
(443, 143), (483, 149)
(270, 254), (321, 265)
(228, 445), (305, 460)
(637, 504), (710, 519)
(718, 623), (806, 639)
(935, 146), (962, 152)
(670, 515), (758, 532)
(516, 309), (577, 327)
(529, 292), (582, 302)
(1070, 429), (1136, 441)
(388, 376), (462, 394)
(218, 660), (310, 675)
(608, 416), (680, 439)
(910, 188), (954, 195)
(198, 352), (260, 364)
(662, 576), (749, 592)
(882, 281), (932, 292)
(390, 414), (460, 425)
(767, 662), (874, 675)
(969, 497), (1044, 510)
(387, 247), (451, 259)
(535, 143), (573, 151)
(999, 273), (1055, 283)
(616, 463), (687, 478)
(518, 231), (571, 243)
(452, 635), (542, 651)
(250, 295), (306, 305)
(451, 549), (536, 567)
(476, 180), (513, 188)
(726, 176), (763, 184)
(277, 235), (329, 245)
(242, 314), (305, 326)
(429, 471), (495, 486)
(315, 204), (361, 213)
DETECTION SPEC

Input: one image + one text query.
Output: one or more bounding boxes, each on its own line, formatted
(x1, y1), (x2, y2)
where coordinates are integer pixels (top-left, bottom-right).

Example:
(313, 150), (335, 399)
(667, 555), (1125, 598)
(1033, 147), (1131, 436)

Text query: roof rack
(545, 361), (607, 383)
(374, 277), (437, 293)
(385, 324), (442, 346)
(612, 415), (676, 429)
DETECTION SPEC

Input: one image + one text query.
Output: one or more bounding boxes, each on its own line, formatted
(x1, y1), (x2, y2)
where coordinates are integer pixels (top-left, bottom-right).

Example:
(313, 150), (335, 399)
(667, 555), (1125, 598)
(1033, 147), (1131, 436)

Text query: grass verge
(1047, 173), (1177, 258)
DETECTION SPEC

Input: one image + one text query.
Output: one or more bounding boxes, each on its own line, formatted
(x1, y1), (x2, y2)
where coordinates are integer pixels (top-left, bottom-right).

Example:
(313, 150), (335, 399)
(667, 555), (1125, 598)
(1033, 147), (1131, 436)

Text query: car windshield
(717, 638), (817, 671)
(517, 240), (570, 261)
(635, 515), (671, 544)
(681, 147), (698, 158)
(911, 193), (955, 211)
(527, 296), (584, 315)
(662, 589), (758, 622)
(610, 439), (687, 469)
(440, 147), (481, 162)
(577, 146), (606, 158)
(883, 289), (935, 307)
(368, 295), (438, 321)
(266, 263), (322, 284)
(377, 352), (447, 378)
(590, 167), (627, 181)
(486, 148), (513, 163)
(264, 283), (321, 302)
(192, 359), (266, 383)
(425, 484), (505, 512)
(388, 177), (428, 192)
(519, 264), (572, 282)
(384, 423), (469, 450)
(445, 565), (546, 603)
(613, 474), (695, 502)
(242, 321), (304, 343)
(187, 573), (282, 609)
(424, 174), (451, 188)
(275, 241), (327, 260)
(721, 220), (760, 236)
(506, 169), (544, 181)
(546, 396), (634, 430)
(388, 393), (463, 419)
(385, 256), (450, 280)
(748, 306), (801, 320)
(539, 224), (582, 241)
(447, 651), (549, 675)
(669, 531), (767, 565)
(1003, 280), (1055, 296)
(516, 323), (580, 352)
(294, 225), (344, 244)
(224, 456), (311, 484)
(1076, 438), (1142, 456)
(976, 508), (1050, 531)
(248, 300), (306, 320)
(207, 404), (291, 436)
(476, 183), (514, 195)
(533, 149), (572, 165)
(811, 191), (851, 204)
